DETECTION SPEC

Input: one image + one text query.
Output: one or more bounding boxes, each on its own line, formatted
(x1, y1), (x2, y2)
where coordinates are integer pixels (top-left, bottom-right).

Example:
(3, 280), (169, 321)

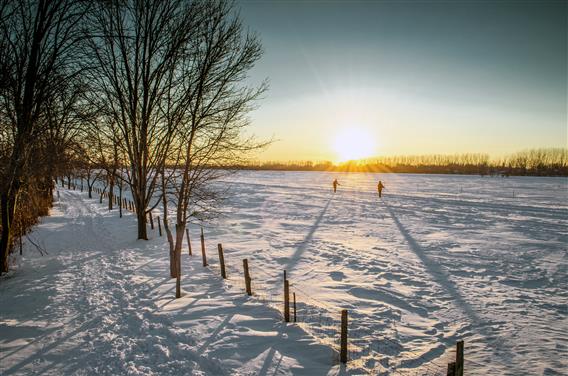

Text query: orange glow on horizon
(331, 127), (377, 163)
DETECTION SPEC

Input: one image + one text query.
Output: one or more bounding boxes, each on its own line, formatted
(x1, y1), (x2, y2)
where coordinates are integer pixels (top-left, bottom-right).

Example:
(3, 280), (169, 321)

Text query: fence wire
(79, 188), (470, 375)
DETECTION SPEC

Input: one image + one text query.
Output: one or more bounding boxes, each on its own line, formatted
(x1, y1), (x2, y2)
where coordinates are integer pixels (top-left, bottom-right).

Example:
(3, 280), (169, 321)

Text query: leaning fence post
(447, 362), (456, 376)
(149, 211), (154, 229)
(340, 309), (348, 364)
(200, 227), (207, 266)
(186, 228), (192, 255)
(284, 278), (290, 322)
(157, 216), (162, 236)
(218, 243), (227, 279)
(293, 292), (297, 322)
(243, 259), (252, 296)
(455, 340), (464, 376)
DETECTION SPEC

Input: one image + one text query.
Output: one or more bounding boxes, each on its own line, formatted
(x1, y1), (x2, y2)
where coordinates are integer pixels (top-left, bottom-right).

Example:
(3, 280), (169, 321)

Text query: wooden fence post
(157, 216), (162, 236)
(200, 227), (207, 266)
(186, 228), (192, 255)
(284, 279), (290, 322)
(447, 362), (456, 376)
(293, 292), (297, 322)
(340, 309), (348, 364)
(455, 340), (464, 376)
(149, 211), (154, 229)
(218, 243), (226, 279)
(243, 259), (252, 296)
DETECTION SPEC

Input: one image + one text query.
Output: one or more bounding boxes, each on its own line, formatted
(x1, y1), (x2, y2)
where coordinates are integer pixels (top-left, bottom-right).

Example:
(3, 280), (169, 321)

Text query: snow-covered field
(1, 172), (567, 375)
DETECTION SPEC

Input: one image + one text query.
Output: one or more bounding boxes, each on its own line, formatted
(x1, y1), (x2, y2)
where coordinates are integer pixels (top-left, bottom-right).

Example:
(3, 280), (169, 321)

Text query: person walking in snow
(377, 180), (385, 198)
(333, 178), (340, 193)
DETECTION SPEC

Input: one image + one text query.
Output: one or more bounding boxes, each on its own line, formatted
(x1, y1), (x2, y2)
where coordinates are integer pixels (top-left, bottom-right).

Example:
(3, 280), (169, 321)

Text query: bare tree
(163, 2), (268, 297)
(0, 0), (90, 273)
(86, 0), (211, 240)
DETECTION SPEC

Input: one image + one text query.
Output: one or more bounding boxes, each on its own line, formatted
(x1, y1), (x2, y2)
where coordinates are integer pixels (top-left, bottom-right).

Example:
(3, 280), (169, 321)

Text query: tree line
(236, 148), (568, 176)
(0, 0), (266, 279)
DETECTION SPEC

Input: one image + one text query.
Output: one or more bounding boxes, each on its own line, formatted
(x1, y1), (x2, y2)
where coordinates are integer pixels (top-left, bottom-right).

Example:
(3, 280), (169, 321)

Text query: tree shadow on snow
(384, 201), (524, 374)
(285, 197), (333, 273)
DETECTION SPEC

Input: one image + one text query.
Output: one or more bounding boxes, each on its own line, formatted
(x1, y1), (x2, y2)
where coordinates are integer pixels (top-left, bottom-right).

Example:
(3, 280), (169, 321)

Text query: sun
(332, 127), (377, 162)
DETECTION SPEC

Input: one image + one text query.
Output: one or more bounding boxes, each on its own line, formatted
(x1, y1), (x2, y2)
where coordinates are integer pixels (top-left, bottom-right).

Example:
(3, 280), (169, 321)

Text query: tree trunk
(163, 213), (175, 278)
(175, 223), (184, 298)
(166, 225), (175, 278)
(0, 191), (17, 274)
(108, 179), (114, 210)
(160, 168), (175, 277)
(118, 185), (123, 218)
(136, 208), (148, 240)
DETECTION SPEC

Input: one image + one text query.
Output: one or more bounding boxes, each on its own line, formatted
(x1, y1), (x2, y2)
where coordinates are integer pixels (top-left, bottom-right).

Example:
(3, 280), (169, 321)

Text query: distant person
(333, 178), (340, 193)
(377, 180), (385, 198)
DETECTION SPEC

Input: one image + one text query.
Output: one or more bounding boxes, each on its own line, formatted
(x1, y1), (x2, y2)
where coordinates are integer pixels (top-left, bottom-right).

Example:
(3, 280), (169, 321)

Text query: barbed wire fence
(67, 179), (471, 375)
(199, 235), (467, 376)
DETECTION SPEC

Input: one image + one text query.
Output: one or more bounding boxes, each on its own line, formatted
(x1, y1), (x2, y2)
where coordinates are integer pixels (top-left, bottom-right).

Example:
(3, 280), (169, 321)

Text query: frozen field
(1, 171), (566, 375)
(212, 172), (568, 374)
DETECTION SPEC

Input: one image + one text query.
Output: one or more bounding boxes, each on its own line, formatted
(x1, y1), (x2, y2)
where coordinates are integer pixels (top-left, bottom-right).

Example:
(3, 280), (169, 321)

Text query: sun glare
(332, 127), (377, 162)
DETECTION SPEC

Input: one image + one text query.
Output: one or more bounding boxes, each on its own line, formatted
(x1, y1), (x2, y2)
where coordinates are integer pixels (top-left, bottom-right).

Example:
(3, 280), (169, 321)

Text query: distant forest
(229, 148), (568, 176)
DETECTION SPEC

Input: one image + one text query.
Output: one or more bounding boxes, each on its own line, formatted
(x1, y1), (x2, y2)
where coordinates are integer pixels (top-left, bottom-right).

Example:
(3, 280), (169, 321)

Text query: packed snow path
(0, 189), (336, 375)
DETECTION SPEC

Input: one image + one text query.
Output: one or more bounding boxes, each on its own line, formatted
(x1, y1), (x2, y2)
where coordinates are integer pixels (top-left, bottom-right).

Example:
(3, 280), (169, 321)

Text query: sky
(238, 0), (567, 162)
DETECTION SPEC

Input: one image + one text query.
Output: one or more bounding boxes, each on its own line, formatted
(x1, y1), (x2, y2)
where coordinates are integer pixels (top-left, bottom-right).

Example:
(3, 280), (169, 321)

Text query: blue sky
(238, 0), (567, 161)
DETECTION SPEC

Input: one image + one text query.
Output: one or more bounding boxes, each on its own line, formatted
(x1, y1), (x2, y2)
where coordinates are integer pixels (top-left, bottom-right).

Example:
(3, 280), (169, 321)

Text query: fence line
(63, 179), (471, 375)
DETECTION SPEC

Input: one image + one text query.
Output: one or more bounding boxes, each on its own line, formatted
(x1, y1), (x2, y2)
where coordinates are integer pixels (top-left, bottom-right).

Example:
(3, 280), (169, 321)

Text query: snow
(1, 172), (567, 375)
